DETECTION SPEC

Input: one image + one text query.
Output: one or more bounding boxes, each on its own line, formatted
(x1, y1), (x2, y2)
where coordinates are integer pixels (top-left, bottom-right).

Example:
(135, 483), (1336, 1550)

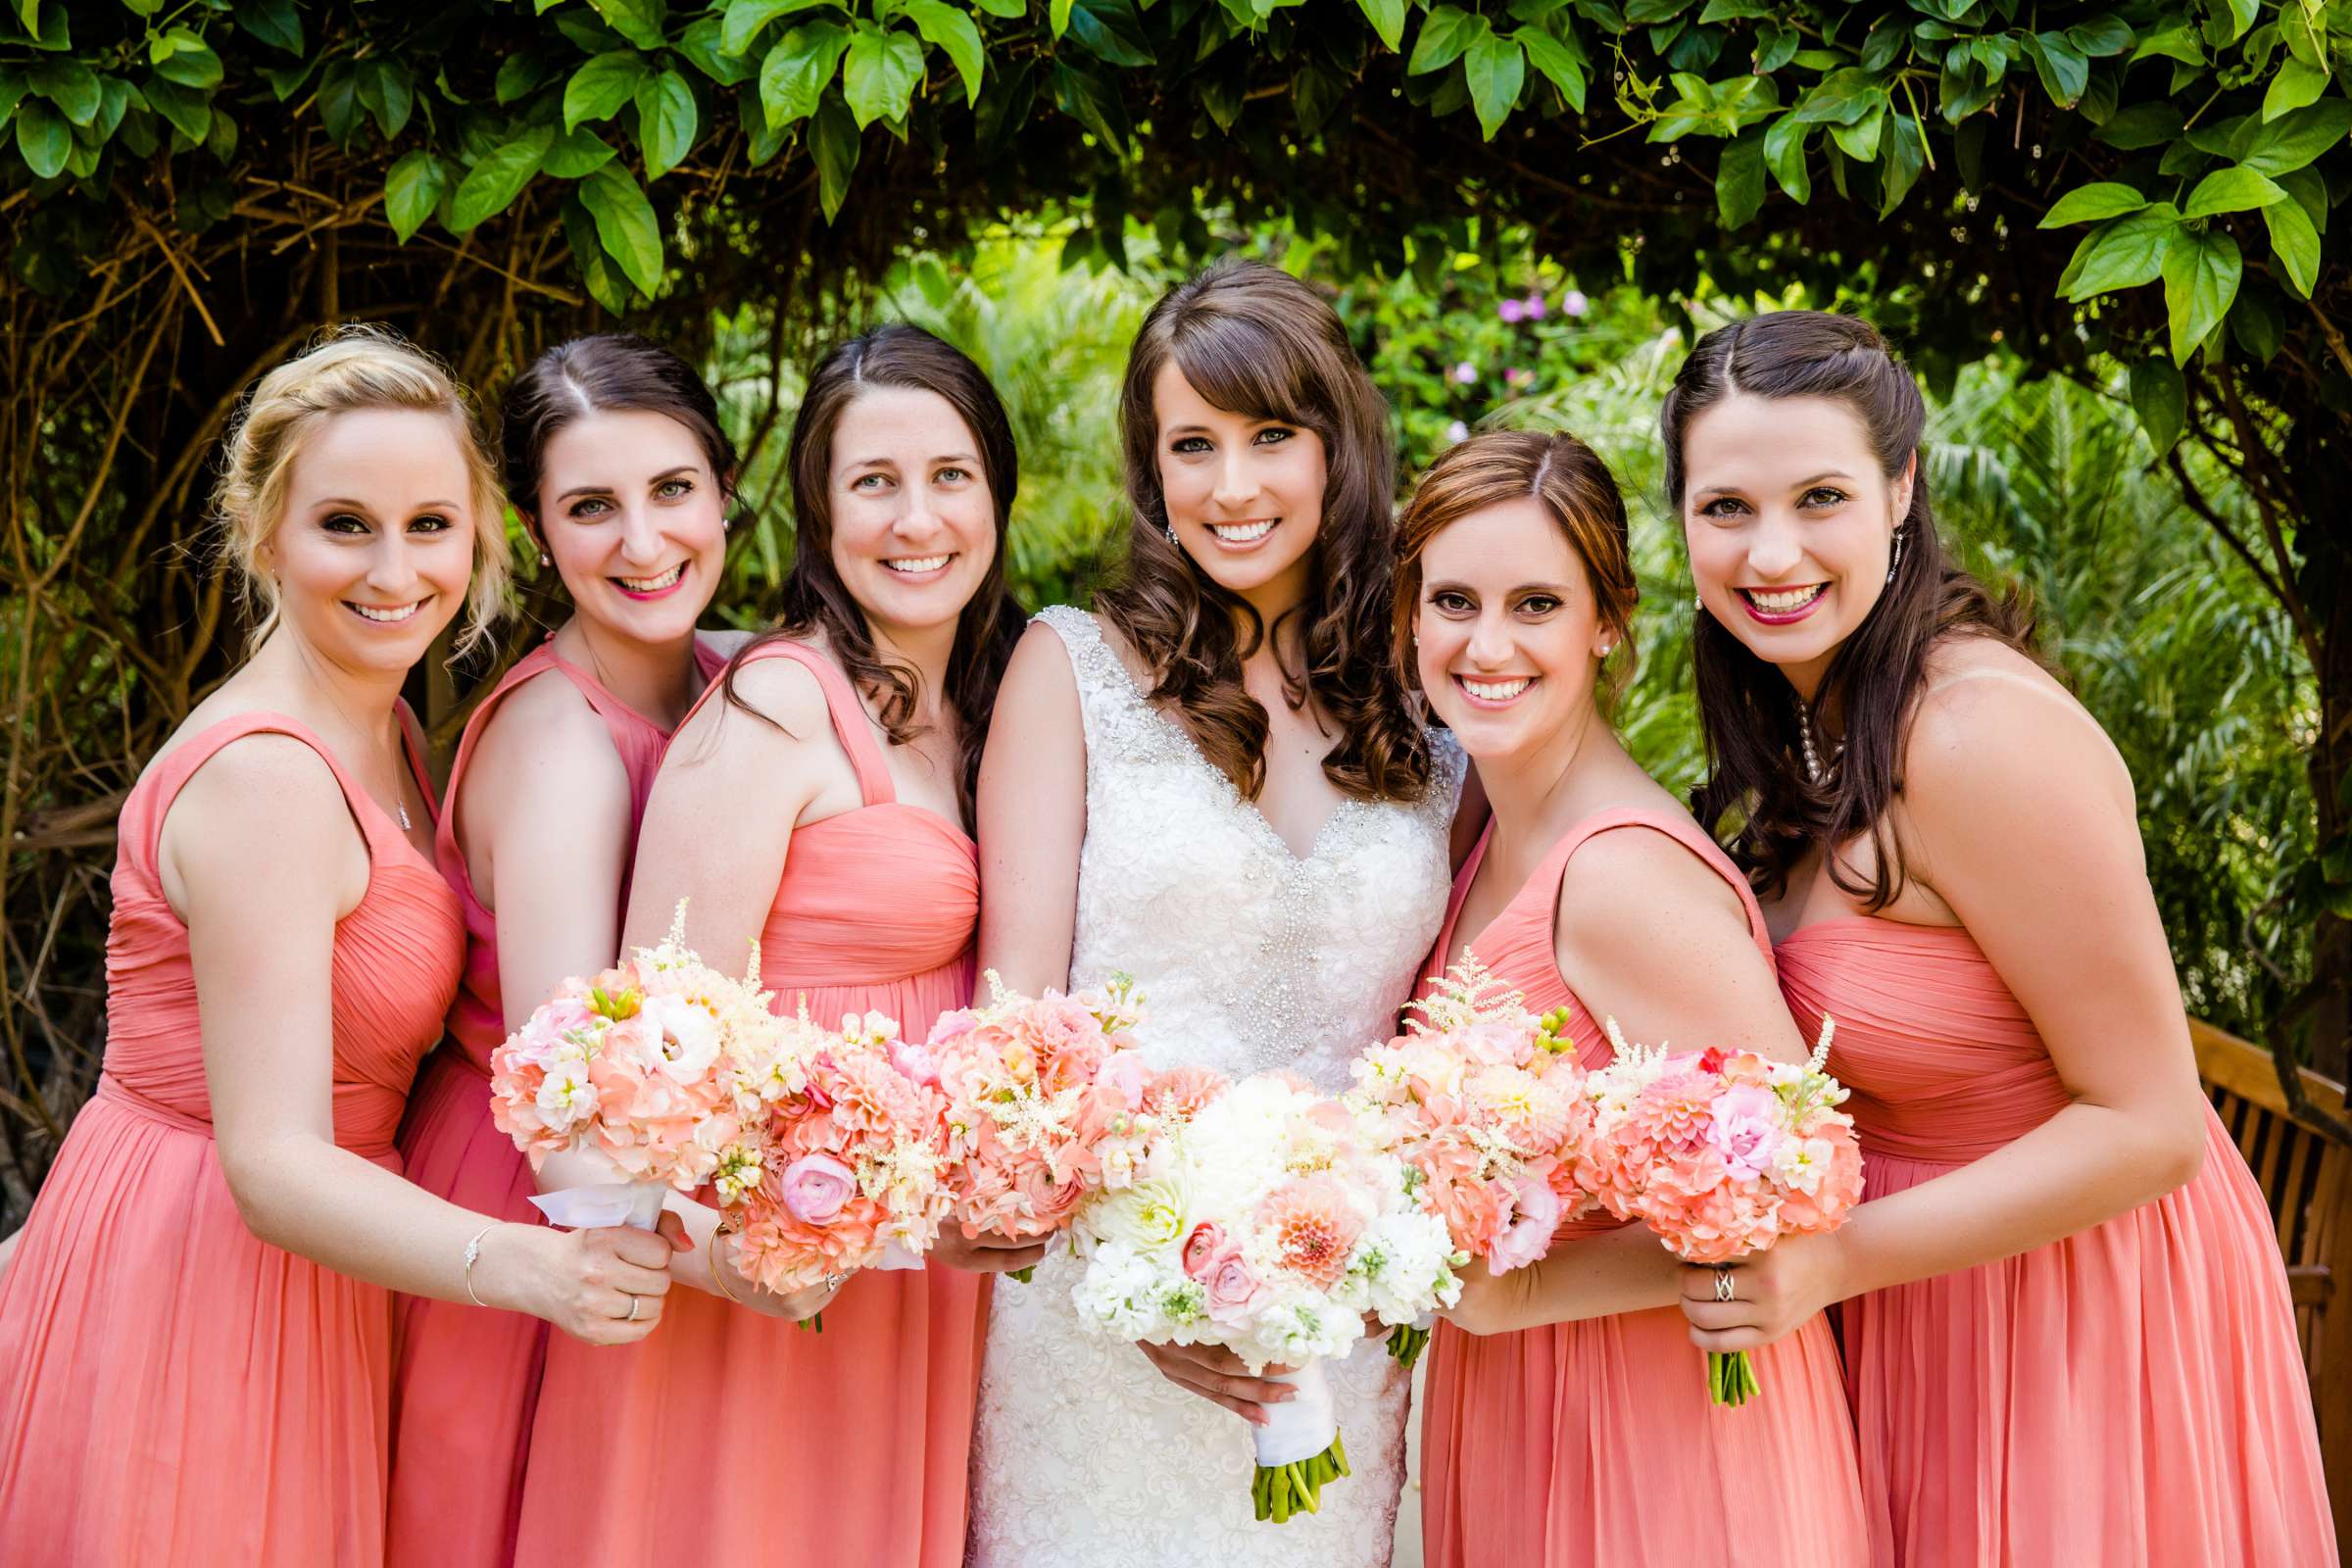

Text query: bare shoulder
(164, 729), (361, 892)
(697, 626), (758, 660)
(1003, 617), (1085, 702)
(465, 668), (630, 815)
(1906, 637), (2130, 811)
(680, 646), (830, 753)
(1556, 818), (1747, 939)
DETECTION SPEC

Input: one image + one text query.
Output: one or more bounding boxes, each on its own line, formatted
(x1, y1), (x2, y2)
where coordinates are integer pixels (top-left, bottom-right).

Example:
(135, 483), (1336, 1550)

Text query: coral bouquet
(1346, 954), (1583, 1366)
(924, 971), (1156, 1281)
(1069, 1071), (1462, 1523)
(1571, 1017), (1865, 1405)
(489, 902), (771, 1231)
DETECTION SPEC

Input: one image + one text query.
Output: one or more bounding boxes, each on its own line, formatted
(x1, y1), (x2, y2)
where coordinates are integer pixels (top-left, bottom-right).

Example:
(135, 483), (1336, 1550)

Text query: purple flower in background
(1446, 420), (1470, 443)
(1521, 291), (1547, 320)
(1563, 288), (1590, 318)
(1498, 298), (1527, 324)
(1452, 362), (1478, 384)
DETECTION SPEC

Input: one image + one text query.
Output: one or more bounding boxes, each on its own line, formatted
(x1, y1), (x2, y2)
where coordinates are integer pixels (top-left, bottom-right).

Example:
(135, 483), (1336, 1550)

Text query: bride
(966, 258), (1474, 1565)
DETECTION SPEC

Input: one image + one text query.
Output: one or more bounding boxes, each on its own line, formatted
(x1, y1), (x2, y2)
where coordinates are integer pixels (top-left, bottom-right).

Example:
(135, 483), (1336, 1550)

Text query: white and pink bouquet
(490, 902), (770, 1232)
(926, 971), (1155, 1282)
(1571, 1018), (1864, 1405)
(715, 1006), (956, 1326)
(1069, 1071), (1461, 1523)
(1347, 954), (1582, 1366)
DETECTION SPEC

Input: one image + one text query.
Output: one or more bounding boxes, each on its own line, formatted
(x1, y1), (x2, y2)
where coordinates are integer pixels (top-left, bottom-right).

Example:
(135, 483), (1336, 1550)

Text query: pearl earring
(538, 550), (553, 568)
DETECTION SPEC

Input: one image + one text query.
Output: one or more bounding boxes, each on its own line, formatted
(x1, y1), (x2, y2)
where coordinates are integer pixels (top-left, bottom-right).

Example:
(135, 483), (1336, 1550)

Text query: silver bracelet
(462, 1223), (499, 1307)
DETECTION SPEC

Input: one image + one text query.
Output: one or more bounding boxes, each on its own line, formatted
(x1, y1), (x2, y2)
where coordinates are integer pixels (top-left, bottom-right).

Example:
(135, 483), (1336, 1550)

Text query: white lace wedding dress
(965, 607), (1465, 1568)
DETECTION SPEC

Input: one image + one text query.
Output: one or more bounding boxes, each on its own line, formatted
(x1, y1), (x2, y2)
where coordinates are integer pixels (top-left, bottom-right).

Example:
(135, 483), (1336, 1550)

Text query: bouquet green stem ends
(1251, 1431), (1349, 1524)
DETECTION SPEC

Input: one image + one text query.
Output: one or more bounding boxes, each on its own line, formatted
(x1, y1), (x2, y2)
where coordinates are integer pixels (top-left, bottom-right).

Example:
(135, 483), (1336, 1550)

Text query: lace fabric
(966, 607), (1464, 1568)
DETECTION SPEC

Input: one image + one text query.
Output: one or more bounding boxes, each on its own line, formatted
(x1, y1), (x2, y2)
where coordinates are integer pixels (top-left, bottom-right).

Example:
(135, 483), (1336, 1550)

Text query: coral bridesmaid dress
(0, 710), (463, 1566)
(387, 636), (725, 1568)
(511, 639), (988, 1568)
(1778, 918), (2337, 1566)
(1418, 807), (1868, 1568)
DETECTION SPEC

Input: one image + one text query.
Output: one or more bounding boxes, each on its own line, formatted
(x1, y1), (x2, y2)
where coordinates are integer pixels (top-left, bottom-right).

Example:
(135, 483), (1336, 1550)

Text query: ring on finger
(624, 1295), (641, 1322)
(1713, 1268), (1735, 1304)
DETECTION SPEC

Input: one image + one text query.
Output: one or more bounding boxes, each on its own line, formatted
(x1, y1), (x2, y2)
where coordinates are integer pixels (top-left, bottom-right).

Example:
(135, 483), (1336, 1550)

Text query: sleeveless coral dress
(1778, 919), (2337, 1565)
(1418, 806), (1869, 1567)
(511, 639), (989, 1568)
(388, 637), (725, 1568)
(0, 710), (463, 1566)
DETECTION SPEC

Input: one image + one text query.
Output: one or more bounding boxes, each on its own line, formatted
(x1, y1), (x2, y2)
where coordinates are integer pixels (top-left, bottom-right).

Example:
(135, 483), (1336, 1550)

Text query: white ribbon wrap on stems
(1250, 1359), (1338, 1467)
(529, 1179), (669, 1231)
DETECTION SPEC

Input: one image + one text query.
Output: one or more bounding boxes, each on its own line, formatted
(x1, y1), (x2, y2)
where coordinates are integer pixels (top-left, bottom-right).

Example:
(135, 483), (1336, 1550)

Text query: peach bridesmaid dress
(1418, 806), (1868, 1567)
(1778, 918), (2337, 1566)
(0, 710), (463, 1566)
(387, 636), (726, 1568)
(511, 639), (989, 1568)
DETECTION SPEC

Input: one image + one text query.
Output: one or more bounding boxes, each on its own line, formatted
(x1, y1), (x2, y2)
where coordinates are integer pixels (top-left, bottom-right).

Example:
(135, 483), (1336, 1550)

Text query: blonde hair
(213, 323), (511, 654)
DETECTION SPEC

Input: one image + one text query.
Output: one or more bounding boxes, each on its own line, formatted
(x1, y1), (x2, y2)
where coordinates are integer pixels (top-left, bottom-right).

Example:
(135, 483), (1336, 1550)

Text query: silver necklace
(397, 800), (413, 832)
(1795, 697), (1844, 786)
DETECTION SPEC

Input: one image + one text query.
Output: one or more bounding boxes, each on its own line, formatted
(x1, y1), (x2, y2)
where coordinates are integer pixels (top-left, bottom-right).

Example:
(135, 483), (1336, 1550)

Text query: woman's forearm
(1450, 1223), (1689, 1335)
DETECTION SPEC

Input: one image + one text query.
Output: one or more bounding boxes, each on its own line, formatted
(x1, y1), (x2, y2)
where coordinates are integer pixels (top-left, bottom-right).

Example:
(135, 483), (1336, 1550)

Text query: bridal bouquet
(1571, 1018), (1864, 1405)
(1346, 954), (1583, 1367)
(489, 902), (771, 1232)
(1069, 1071), (1461, 1523)
(715, 1005), (956, 1325)
(925, 971), (1155, 1282)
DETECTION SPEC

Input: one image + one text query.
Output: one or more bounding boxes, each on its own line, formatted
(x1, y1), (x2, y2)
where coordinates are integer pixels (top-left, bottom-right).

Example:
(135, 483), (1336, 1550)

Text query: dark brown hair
(1664, 310), (2041, 908)
(502, 332), (738, 529)
(723, 323), (1023, 812)
(1392, 430), (1641, 710)
(1101, 257), (1432, 803)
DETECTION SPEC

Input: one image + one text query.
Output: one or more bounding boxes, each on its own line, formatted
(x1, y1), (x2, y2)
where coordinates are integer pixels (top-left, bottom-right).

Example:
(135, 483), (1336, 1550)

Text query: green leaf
(1791, 67), (1882, 126)
(902, 0), (985, 103)
(2263, 58), (2330, 123)
(1516, 25), (1586, 110)
(564, 193), (636, 314)
(1463, 32), (1525, 139)
(1052, 56), (1128, 149)
(1830, 106), (1883, 161)
(2162, 227), (2240, 364)
(1065, 0), (1154, 68)
(383, 149), (447, 242)
(2061, 202), (2182, 300)
(2263, 194), (2321, 296)
(566, 52), (651, 132)
(2094, 101), (2181, 149)
(14, 97), (67, 177)
(676, 18), (759, 84)
(759, 21), (850, 125)
(973, 0), (1023, 15)
(2277, 166), (2329, 233)
(2231, 285), (2284, 362)
(1763, 111), (1809, 201)
(2128, 355), (2185, 451)
(1356, 0), (1406, 53)
(809, 91), (860, 220)
(1716, 124), (1765, 226)
(141, 74), (210, 143)
(843, 24), (924, 127)
(1050, 0), (1073, 39)
(722, 0), (830, 55)
(359, 61), (414, 140)
(2208, 0), (2256, 46)
(1880, 112), (1926, 214)
(233, 0), (302, 54)
(2065, 17), (2134, 57)
(154, 40), (223, 90)
(633, 68), (698, 179)
(2240, 100), (2352, 175)
(27, 60), (98, 125)
(2180, 166), (2285, 220)
(587, 0), (667, 50)
(577, 160), (665, 293)
(2040, 181), (2147, 226)
(450, 125), (554, 231)
(497, 56), (553, 106)
(543, 125), (618, 177)
(2022, 31), (2087, 107)
(2130, 21), (2204, 66)
(1410, 7), (1486, 75)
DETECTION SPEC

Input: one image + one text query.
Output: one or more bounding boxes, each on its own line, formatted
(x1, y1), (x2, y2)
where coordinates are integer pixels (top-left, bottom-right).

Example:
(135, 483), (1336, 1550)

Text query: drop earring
(1886, 524), (1907, 583)
(1164, 523), (1177, 545)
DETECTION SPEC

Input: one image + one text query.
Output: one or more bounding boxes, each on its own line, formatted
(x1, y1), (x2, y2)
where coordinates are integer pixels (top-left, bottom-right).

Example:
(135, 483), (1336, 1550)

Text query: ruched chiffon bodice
(0, 710), (463, 1567)
(1778, 916), (2335, 1567)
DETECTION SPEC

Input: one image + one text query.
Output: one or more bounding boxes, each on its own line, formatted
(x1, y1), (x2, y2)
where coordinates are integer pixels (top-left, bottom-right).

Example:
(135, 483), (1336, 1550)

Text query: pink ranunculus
(1181, 1221), (1225, 1280)
(1488, 1175), (1561, 1272)
(889, 1038), (941, 1088)
(1203, 1248), (1269, 1323)
(1097, 1051), (1148, 1110)
(927, 1008), (978, 1045)
(781, 1153), (858, 1225)
(1706, 1084), (1788, 1181)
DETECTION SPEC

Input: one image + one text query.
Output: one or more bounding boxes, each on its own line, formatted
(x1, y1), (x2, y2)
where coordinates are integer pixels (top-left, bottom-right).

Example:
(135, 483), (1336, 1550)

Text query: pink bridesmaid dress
(1778, 918), (2337, 1565)
(512, 639), (989, 1568)
(0, 710), (463, 1566)
(1418, 806), (1868, 1568)
(387, 636), (726, 1568)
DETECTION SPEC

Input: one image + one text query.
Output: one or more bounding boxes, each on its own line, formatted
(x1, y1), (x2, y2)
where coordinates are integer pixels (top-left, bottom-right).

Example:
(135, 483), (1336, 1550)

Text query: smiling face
(534, 408), (729, 644)
(260, 408), (478, 675)
(1680, 391), (1914, 697)
(1414, 496), (1618, 762)
(1152, 362), (1328, 614)
(826, 385), (998, 641)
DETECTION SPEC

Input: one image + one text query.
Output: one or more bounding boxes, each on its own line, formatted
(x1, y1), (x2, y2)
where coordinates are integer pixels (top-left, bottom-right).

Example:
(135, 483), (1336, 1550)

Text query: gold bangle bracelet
(709, 1226), (745, 1306)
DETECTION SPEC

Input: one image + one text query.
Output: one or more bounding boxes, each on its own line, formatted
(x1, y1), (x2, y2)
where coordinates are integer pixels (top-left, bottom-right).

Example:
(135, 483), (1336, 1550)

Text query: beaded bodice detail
(1045, 605), (1464, 1090)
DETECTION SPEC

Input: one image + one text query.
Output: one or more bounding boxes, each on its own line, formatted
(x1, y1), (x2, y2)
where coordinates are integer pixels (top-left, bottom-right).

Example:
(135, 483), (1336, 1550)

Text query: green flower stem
(1250, 1431), (1350, 1524)
(1007, 1265), (1036, 1285)
(1387, 1322), (1431, 1369)
(1706, 1348), (1760, 1406)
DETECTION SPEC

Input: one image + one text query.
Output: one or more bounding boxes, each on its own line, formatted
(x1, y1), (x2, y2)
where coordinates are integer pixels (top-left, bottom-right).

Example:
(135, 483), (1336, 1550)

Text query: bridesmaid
(1402, 432), (1866, 1566)
(0, 328), (682, 1567)
(1664, 310), (2334, 1565)
(386, 334), (751, 1568)
(511, 323), (1036, 1568)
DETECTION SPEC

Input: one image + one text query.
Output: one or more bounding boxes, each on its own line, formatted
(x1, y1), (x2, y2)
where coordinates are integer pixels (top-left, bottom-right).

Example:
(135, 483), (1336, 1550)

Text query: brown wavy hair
(722, 323), (1024, 812)
(1101, 257), (1433, 803)
(1665, 310), (2043, 908)
(1392, 430), (1641, 712)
